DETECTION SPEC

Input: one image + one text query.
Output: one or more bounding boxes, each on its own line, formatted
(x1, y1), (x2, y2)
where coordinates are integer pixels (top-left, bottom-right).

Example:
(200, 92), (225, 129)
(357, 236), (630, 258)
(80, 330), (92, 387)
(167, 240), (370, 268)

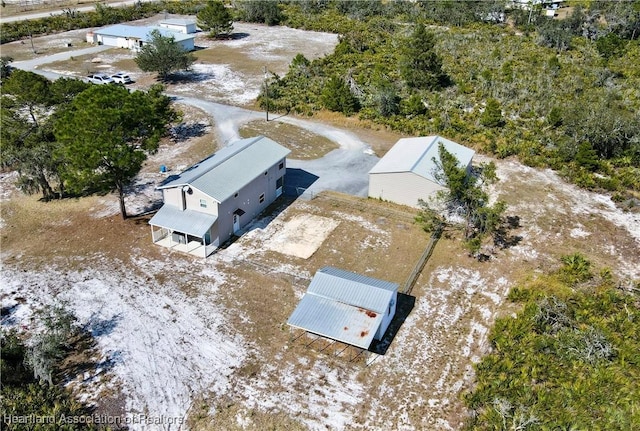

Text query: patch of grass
(194, 44), (283, 80)
(239, 120), (338, 160)
(190, 399), (308, 431)
(0, 193), (152, 264)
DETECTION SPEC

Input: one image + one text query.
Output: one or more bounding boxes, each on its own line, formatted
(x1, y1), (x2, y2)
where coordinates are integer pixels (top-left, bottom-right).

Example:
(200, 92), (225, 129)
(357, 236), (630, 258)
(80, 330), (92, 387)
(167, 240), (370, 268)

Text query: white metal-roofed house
(287, 267), (398, 349)
(368, 135), (475, 208)
(87, 24), (196, 52)
(149, 136), (290, 257)
(159, 19), (197, 34)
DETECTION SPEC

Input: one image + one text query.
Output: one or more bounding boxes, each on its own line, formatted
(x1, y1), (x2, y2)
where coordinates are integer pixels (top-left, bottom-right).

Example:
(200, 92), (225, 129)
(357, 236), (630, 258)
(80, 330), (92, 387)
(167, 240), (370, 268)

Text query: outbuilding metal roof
(287, 267), (398, 349)
(160, 19), (196, 26)
(93, 24), (195, 43)
(149, 204), (217, 237)
(368, 135), (475, 183)
(157, 136), (290, 203)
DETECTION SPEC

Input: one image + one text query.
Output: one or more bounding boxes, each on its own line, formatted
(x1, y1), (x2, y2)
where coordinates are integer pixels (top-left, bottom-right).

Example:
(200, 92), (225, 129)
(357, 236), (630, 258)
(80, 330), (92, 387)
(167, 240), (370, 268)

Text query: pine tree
(54, 84), (176, 219)
(419, 143), (506, 256)
(399, 23), (448, 91)
(321, 75), (360, 115)
(197, 0), (233, 39)
(135, 30), (195, 80)
(481, 98), (505, 128)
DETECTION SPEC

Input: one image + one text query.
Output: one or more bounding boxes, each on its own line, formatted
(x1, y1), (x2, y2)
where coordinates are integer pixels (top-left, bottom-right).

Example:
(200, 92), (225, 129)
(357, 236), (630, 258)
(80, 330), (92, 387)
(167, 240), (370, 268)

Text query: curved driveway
(175, 96), (379, 197)
(11, 50), (379, 198)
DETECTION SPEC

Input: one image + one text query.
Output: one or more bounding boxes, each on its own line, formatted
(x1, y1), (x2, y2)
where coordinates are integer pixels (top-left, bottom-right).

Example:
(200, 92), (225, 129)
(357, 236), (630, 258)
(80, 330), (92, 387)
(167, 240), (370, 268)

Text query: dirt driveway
(2, 15), (639, 431)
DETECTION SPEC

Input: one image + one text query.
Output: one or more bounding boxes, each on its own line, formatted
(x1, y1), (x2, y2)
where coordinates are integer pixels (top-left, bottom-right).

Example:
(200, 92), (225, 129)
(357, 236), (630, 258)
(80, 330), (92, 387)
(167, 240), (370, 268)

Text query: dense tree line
(1, 70), (177, 218)
(256, 1), (639, 198)
(465, 254), (640, 429)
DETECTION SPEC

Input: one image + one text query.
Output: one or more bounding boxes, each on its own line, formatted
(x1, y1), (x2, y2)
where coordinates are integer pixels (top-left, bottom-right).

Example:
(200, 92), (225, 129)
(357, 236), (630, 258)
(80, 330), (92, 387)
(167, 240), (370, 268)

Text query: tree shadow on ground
(59, 314), (123, 386)
(369, 293), (416, 355)
(494, 215), (523, 249)
(165, 70), (213, 83)
(0, 300), (25, 326)
(169, 122), (208, 143)
(474, 215), (523, 261)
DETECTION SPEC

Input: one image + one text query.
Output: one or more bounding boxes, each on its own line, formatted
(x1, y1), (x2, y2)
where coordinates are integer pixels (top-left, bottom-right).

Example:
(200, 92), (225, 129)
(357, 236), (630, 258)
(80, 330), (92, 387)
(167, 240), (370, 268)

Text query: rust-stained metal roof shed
(287, 267), (398, 349)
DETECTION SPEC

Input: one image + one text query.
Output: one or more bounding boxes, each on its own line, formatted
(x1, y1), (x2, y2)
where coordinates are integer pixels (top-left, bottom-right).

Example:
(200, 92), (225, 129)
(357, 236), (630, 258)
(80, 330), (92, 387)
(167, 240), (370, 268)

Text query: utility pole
(263, 66), (269, 122)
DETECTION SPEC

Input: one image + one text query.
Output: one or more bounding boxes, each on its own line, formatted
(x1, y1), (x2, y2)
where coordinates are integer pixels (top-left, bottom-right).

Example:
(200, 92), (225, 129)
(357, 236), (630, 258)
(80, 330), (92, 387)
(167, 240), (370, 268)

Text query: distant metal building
(87, 24), (196, 52)
(368, 135), (475, 208)
(287, 267), (398, 349)
(159, 19), (197, 34)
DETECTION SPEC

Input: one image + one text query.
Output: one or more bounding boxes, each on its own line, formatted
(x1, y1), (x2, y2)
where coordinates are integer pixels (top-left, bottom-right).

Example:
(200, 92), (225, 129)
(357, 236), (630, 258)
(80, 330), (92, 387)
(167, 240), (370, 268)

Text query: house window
(276, 177), (283, 189)
(199, 199), (207, 208)
(259, 193), (265, 204)
(279, 161), (284, 170)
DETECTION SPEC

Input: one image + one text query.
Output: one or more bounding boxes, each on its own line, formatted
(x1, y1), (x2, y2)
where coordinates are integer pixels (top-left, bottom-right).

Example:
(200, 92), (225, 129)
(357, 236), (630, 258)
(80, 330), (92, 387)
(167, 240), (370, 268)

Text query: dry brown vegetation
(2, 17), (639, 431)
(239, 120), (338, 160)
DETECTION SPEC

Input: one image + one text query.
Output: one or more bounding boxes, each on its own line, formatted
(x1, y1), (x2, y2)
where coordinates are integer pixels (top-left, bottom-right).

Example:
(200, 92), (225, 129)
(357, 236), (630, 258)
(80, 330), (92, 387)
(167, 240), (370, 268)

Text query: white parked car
(86, 74), (114, 84)
(111, 73), (132, 84)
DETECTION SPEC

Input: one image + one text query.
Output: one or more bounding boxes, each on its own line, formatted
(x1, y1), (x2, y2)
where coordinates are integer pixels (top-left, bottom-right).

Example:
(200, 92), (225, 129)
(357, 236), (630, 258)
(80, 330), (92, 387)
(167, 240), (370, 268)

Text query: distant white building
(368, 136), (475, 208)
(159, 19), (197, 34)
(509, 0), (564, 11)
(87, 24), (195, 52)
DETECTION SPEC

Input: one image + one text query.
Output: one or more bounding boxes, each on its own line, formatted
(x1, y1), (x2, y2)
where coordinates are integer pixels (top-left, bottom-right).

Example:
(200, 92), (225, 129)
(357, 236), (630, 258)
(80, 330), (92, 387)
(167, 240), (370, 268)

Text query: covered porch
(149, 205), (218, 258)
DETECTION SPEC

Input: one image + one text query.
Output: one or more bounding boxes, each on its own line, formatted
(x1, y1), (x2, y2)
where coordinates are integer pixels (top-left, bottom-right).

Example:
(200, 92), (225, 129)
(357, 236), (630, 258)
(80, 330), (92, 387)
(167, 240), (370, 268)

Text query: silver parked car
(111, 72), (132, 84)
(86, 74), (114, 84)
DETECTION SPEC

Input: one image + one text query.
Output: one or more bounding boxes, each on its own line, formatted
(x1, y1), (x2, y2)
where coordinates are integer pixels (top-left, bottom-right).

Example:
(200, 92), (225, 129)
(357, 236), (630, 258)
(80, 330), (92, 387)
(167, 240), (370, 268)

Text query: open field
(2, 128), (638, 430)
(2, 16), (640, 431)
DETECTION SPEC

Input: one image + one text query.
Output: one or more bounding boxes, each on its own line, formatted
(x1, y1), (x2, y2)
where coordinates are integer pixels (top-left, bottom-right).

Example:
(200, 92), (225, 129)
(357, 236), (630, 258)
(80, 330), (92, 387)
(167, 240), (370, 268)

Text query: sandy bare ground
(2, 17), (640, 431)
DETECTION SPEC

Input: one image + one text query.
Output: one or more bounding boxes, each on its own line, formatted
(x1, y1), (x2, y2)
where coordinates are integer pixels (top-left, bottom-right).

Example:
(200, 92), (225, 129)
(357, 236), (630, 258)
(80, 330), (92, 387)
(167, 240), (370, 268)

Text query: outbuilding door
(233, 214), (240, 234)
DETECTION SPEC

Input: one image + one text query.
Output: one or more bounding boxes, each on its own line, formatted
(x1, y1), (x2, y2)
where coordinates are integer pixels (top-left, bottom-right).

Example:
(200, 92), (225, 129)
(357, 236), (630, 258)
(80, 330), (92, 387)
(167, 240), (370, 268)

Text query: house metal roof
(157, 136), (291, 203)
(368, 136), (475, 183)
(287, 267), (398, 349)
(148, 204), (217, 238)
(93, 24), (195, 43)
(160, 19), (196, 26)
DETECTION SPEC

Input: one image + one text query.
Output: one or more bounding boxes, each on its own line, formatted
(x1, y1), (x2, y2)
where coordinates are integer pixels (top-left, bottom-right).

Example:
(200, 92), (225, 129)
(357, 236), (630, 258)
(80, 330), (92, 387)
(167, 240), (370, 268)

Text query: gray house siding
(217, 159), (286, 244)
(369, 171), (446, 208)
(162, 186), (219, 215)
(150, 136), (289, 257)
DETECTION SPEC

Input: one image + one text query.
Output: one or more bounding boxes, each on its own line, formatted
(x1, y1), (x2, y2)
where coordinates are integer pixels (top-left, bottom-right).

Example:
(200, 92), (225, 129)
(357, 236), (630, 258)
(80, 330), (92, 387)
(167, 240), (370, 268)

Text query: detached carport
(287, 267), (398, 362)
(149, 205), (218, 257)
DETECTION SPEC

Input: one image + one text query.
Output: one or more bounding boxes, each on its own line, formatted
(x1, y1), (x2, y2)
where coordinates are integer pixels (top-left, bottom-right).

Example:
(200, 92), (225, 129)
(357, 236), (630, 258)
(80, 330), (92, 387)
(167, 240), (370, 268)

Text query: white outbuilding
(159, 19), (197, 34)
(87, 24), (195, 52)
(368, 135), (475, 208)
(287, 267), (398, 350)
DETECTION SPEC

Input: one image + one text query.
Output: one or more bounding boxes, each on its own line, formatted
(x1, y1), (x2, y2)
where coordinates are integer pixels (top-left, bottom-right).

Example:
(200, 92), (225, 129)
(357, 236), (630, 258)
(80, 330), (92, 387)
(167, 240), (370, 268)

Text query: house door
(233, 214), (240, 234)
